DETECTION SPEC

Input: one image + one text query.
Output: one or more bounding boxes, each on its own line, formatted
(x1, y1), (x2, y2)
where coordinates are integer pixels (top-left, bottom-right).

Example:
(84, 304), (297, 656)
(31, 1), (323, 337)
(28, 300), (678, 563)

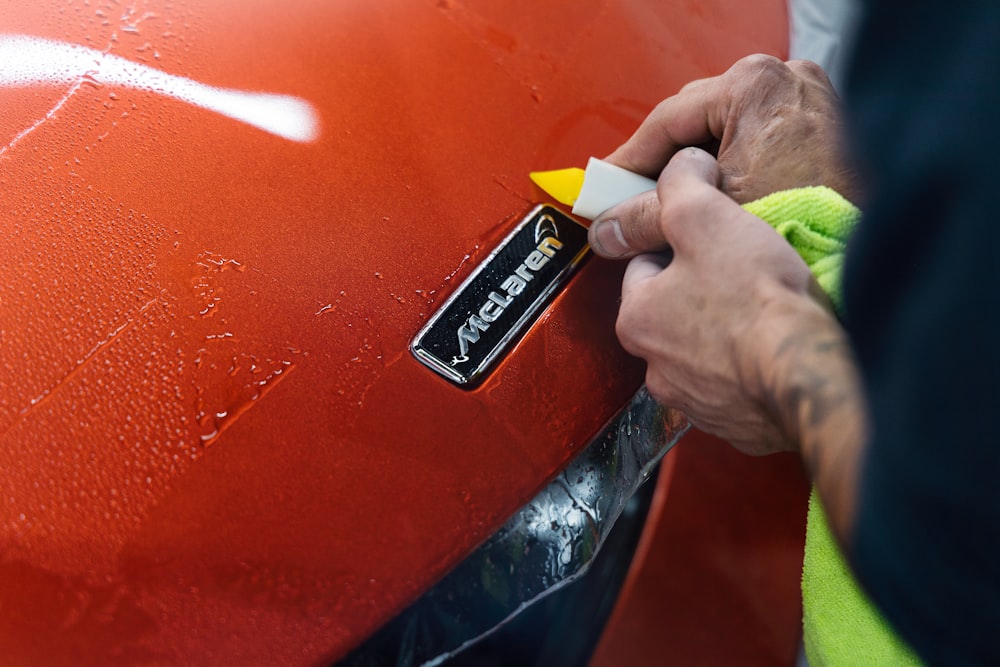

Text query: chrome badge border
(410, 204), (590, 387)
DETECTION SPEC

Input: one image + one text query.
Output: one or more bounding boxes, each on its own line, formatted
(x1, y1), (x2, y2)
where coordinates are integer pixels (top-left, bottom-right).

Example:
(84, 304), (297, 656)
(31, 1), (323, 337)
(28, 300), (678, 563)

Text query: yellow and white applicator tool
(530, 157), (657, 220)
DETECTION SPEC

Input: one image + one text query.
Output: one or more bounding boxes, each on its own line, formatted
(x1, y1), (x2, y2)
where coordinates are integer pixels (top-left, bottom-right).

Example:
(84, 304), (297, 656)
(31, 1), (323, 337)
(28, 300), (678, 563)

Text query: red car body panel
(1, 1), (788, 663)
(593, 432), (810, 667)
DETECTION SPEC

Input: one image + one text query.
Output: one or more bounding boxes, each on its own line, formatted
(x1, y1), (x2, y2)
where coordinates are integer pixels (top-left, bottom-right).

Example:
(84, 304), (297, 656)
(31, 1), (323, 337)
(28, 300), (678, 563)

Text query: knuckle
(787, 58), (828, 82)
(660, 183), (715, 231)
(615, 294), (644, 353)
(678, 76), (709, 95)
(728, 53), (787, 85)
(644, 371), (677, 408)
(720, 172), (755, 204)
(651, 95), (673, 115)
(614, 317), (634, 354)
(641, 97), (677, 136)
(615, 286), (658, 357)
(624, 196), (664, 250)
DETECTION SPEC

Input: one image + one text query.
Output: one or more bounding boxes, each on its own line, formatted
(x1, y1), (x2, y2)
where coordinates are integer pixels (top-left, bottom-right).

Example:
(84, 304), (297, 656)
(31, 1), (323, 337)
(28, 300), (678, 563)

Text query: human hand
(616, 147), (849, 456)
(589, 55), (858, 259)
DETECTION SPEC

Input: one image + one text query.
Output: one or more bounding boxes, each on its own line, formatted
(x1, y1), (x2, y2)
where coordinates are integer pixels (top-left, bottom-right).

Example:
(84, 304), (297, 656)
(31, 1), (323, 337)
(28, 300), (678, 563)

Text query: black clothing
(843, 2), (1000, 665)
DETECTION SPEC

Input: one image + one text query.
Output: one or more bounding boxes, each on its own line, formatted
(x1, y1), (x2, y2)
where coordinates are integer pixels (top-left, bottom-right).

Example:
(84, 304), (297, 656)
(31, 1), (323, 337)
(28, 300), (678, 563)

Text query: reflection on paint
(0, 34), (320, 143)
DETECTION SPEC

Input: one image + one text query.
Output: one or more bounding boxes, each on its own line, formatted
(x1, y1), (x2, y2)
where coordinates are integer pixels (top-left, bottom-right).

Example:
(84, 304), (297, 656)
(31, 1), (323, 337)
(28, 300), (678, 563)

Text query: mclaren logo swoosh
(534, 214), (559, 244)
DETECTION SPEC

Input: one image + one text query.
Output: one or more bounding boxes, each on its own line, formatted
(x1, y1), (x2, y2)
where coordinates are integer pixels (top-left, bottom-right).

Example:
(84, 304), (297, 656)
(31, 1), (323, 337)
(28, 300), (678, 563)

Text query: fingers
(589, 147), (722, 259)
(616, 253), (670, 359)
(603, 54), (844, 202)
(657, 146), (721, 195)
(621, 252), (671, 297)
(588, 191), (661, 258)
(601, 54), (790, 177)
(648, 147), (723, 250)
(603, 73), (728, 177)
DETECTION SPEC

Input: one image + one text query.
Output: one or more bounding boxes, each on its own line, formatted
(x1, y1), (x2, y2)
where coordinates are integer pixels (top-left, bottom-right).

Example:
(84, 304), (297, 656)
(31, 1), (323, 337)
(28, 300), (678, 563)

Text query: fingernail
(591, 219), (630, 258)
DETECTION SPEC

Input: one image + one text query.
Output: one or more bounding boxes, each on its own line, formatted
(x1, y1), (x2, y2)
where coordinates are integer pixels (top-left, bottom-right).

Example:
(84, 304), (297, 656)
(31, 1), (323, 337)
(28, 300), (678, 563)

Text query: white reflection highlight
(0, 34), (320, 143)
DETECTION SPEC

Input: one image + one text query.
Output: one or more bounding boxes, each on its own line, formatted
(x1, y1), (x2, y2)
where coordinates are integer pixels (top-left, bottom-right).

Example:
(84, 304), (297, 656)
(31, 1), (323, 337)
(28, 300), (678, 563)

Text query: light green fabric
(743, 185), (859, 313)
(742, 186), (922, 666)
(801, 490), (922, 666)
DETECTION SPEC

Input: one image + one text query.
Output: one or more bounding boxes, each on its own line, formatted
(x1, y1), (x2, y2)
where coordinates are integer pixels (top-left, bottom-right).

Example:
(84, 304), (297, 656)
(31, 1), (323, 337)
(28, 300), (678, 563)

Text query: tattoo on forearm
(761, 316), (866, 541)
(767, 329), (864, 463)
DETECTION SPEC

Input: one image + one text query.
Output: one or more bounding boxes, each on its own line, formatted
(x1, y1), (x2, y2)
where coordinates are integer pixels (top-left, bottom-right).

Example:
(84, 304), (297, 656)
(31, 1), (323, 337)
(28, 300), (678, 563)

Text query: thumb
(589, 148), (721, 259)
(588, 190), (664, 259)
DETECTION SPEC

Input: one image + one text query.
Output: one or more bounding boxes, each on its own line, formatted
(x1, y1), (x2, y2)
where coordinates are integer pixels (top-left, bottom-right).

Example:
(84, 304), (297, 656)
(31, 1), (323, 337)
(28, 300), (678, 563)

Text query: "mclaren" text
(452, 235), (564, 364)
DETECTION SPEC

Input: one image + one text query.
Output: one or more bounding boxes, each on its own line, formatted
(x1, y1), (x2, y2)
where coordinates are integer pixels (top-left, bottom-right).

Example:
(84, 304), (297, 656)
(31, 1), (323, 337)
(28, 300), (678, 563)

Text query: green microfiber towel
(742, 186), (922, 667)
(743, 186), (859, 313)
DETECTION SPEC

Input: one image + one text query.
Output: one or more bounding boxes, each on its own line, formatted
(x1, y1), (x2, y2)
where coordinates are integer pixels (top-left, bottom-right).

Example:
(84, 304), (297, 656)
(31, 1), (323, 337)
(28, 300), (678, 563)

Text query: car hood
(0, 0), (787, 663)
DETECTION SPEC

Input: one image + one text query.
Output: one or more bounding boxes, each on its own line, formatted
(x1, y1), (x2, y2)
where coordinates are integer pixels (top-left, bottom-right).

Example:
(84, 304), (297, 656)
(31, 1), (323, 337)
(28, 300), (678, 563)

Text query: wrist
(745, 286), (866, 539)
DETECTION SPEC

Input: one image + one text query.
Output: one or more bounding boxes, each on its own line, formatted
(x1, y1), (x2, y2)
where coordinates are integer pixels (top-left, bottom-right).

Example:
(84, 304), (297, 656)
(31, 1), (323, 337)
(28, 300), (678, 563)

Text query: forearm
(755, 296), (867, 544)
(607, 146), (866, 545)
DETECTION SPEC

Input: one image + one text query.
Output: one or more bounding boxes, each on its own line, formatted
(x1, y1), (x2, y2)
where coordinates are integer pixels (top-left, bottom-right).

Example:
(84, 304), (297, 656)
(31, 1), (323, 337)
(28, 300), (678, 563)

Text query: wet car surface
(1, 1), (790, 664)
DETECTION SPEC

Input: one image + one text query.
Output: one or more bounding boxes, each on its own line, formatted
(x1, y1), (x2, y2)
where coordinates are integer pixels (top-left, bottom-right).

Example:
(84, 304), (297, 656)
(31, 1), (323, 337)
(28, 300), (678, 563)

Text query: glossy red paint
(592, 431), (810, 667)
(1, 1), (788, 664)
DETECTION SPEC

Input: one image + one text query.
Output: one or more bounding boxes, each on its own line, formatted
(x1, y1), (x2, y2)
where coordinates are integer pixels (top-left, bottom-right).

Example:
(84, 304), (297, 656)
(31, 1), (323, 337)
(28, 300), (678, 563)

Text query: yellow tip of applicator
(529, 167), (586, 207)
(530, 159), (657, 220)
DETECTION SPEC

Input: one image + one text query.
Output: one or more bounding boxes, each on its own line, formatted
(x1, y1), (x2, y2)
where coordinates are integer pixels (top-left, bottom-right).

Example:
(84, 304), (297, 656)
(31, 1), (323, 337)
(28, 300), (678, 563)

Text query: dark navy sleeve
(842, 2), (1000, 665)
